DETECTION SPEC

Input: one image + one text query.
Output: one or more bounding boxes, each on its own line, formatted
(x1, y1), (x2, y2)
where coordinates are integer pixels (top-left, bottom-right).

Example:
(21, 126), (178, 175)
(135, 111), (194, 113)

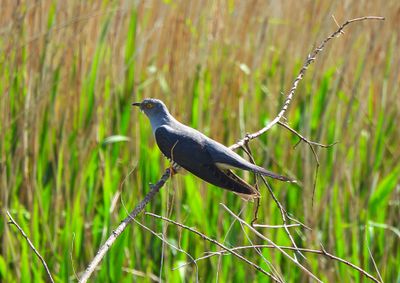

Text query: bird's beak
(132, 102), (142, 107)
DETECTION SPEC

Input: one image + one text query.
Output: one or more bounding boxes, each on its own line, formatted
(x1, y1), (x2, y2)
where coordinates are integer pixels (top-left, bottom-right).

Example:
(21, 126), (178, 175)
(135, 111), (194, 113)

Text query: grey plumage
(133, 98), (292, 199)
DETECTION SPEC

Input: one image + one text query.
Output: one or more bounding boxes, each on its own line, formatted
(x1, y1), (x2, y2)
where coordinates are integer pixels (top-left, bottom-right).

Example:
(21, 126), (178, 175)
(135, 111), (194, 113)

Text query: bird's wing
(206, 139), (293, 182)
(154, 125), (211, 166)
(154, 125), (259, 197)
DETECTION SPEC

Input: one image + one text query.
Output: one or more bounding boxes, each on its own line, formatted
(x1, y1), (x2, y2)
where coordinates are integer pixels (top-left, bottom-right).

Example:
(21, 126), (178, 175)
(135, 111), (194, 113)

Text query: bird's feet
(169, 161), (181, 177)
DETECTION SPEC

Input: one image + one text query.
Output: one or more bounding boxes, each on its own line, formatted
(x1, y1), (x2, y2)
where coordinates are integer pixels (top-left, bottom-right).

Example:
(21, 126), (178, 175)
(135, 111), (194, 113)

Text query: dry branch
(79, 16), (384, 282)
(230, 16), (384, 151)
(79, 168), (171, 282)
(177, 245), (381, 283)
(6, 211), (55, 283)
(145, 212), (281, 282)
(220, 204), (322, 282)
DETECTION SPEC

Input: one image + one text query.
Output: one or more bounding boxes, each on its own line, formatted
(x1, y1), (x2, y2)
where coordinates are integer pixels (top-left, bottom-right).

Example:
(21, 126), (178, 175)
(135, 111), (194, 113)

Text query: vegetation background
(1, 0), (399, 282)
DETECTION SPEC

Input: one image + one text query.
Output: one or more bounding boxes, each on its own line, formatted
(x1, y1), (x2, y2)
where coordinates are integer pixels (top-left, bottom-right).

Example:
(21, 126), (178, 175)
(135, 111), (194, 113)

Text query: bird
(132, 98), (292, 200)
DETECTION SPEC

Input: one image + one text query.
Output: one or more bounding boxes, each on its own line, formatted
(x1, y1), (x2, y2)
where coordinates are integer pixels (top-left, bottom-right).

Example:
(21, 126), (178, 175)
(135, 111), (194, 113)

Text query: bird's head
(132, 98), (169, 120)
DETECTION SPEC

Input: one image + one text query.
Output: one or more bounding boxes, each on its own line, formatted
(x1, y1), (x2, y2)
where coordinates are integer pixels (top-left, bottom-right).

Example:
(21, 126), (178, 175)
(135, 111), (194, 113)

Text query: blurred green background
(1, 1), (399, 282)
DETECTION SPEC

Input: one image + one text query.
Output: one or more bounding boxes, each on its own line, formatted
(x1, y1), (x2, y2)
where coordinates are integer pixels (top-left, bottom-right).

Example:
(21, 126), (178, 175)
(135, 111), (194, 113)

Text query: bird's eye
(145, 103), (154, 109)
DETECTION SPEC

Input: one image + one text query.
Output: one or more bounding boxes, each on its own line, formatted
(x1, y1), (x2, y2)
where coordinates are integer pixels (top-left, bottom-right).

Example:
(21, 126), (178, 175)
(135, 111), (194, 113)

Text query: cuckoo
(133, 98), (292, 199)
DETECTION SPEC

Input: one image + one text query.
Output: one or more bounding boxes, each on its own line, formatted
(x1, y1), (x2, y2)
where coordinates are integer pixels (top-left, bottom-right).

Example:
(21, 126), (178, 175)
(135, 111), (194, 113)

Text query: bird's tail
(223, 170), (260, 201)
(247, 163), (295, 182)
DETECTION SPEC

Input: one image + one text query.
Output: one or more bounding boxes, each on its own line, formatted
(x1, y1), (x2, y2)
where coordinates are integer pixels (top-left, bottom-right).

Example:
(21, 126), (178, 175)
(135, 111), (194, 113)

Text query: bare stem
(79, 168), (171, 283)
(220, 204), (323, 283)
(6, 211), (55, 283)
(177, 245), (381, 283)
(145, 212), (281, 282)
(79, 16), (385, 282)
(230, 16), (384, 151)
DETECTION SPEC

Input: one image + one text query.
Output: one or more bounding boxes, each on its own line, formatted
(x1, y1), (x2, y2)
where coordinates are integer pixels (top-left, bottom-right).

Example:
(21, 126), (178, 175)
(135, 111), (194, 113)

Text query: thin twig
(176, 244), (382, 282)
(119, 184), (200, 283)
(132, 218), (200, 282)
(6, 211), (55, 283)
(252, 223), (301, 228)
(216, 206), (247, 280)
(79, 16), (385, 282)
(70, 233), (79, 281)
(277, 120), (338, 206)
(118, 182), (200, 282)
(278, 121), (338, 151)
(229, 16), (384, 151)
(122, 267), (160, 282)
(220, 204), (323, 283)
(240, 144), (261, 225)
(259, 173), (306, 260)
(79, 168), (171, 283)
(237, 215), (284, 281)
(240, 128), (307, 258)
(368, 246), (383, 283)
(145, 212), (282, 282)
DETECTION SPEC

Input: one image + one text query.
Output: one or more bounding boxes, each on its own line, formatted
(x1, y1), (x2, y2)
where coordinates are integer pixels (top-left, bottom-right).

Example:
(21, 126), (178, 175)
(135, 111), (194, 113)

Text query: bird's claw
(169, 165), (177, 176)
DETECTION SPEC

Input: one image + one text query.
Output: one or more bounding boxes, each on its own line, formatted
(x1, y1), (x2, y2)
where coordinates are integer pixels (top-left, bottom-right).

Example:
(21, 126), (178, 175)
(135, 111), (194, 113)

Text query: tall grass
(1, 1), (399, 282)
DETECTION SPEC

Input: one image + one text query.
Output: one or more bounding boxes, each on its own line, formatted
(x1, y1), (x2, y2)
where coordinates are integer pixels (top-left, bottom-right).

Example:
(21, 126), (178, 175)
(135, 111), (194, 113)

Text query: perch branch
(145, 212), (281, 282)
(277, 121), (337, 153)
(130, 216), (200, 282)
(220, 204), (322, 283)
(277, 120), (338, 205)
(230, 16), (384, 151)
(239, 144), (261, 225)
(6, 211), (55, 283)
(176, 245), (381, 283)
(252, 223), (300, 228)
(80, 16), (384, 282)
(79, 168), (171, 283)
